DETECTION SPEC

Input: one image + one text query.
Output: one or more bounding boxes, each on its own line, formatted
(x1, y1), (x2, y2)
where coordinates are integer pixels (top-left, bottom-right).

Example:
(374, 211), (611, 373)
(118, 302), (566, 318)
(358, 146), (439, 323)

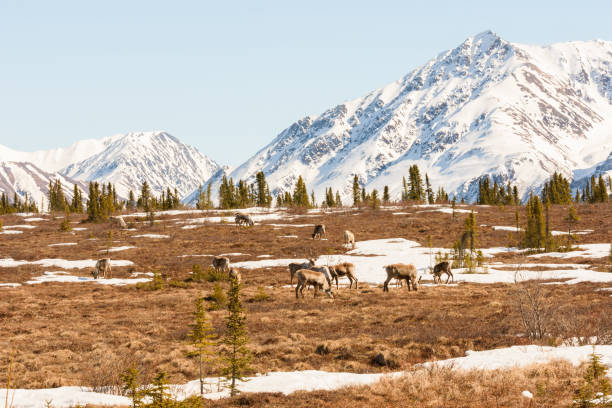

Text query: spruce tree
(335, 191), (342, 208)
(187, 295), (218, 396)
(371, 189), (380, 210)
(401, 176), (409, 202)
(425, 174), (434, 204)
(383, 185), (390, 205)
(292, 176), (309, 207)
(524, 194), (546, 251)
(147, 371), (172, 405)
(120, 364), (143, 408)
(352, 175), (361, 206)
(138, 181), (151, 210)
(195, 185), (205, 210)
(221, 277), (251, 397)
(255, 171), (270, 207)
(408, 165), (424, 202)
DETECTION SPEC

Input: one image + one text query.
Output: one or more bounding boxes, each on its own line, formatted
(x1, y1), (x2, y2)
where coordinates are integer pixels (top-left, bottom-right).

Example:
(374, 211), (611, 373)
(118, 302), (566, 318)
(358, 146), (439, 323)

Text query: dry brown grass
(0, 203), (611, 403)
(211, 360), (584, 407)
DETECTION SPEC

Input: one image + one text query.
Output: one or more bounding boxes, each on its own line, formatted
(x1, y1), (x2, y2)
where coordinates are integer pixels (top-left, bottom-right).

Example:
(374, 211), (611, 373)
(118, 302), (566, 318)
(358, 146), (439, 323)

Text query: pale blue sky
(1, 0), (610, 166)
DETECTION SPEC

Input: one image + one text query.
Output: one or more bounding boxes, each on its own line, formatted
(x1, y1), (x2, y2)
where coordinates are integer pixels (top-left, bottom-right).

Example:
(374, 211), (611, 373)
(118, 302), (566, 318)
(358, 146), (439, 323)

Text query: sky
(1, 0), (611, 166)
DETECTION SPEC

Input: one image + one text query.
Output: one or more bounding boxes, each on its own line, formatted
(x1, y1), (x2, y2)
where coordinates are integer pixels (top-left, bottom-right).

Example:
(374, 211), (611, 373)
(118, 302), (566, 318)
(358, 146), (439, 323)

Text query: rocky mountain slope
(61, 131), (221, 199)
(223, 30), (612, 203)
(0, 161), (87, 207)
(0, 132), (221, 202)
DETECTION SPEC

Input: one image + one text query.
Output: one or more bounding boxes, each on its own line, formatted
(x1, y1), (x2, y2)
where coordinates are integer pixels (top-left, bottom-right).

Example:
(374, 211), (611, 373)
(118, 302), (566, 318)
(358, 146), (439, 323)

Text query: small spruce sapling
(187, 295), (218, 396)
(221, 276), (252, 397)
(120, 364), (142, 408)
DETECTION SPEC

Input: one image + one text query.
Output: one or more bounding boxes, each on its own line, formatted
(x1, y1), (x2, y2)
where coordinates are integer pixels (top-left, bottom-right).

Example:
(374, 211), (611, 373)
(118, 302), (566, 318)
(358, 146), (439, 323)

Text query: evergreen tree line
(276, 175), (312, 208)
(477, 175), (519, 205)
(86, 181), (122, 222)
(540, 172), (572, 204)
(578, 174), (610, 204)
(0, 191), (38, 214)
(218, 171), (273, 209)
(47, 179), (85, 213)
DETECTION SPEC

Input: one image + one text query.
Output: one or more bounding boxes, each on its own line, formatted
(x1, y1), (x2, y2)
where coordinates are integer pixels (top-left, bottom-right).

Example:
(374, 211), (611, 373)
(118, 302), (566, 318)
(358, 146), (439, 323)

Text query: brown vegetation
(0, 203), (610, 404)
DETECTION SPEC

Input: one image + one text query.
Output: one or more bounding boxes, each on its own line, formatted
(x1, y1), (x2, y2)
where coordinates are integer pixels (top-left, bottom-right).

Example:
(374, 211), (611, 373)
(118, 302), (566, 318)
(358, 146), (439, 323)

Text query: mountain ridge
(216, 30), (612, 204)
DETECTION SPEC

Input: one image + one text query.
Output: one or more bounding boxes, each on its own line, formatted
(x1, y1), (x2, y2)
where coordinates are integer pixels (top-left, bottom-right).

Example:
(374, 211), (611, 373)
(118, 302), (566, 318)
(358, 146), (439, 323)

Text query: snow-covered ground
(0, 230), (23, 234)
(416, 206), (473, 214)
(493, 225), (522, 232)
(48, 243), (78, 247)
(2, 224), (36, 229)
(25, 271), (151, 286)
(100, 246), (137, 253)
(4, 344), (610, 407)
(306, 239), (612, 285)
(132, 234), (170, 239)
(0, 258), (133, 269)
(528, 244), (610, 259)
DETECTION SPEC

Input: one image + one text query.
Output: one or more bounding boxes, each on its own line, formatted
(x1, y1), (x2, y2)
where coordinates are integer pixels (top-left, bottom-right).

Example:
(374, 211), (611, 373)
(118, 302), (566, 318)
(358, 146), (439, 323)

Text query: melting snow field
(3, 345), (610, 407)
(100, 246), (137, 253)
(132, 234), (170, 239)
(0, 230), (23, 234)
(25, 271), (151, 286)
(308, 239), (612, 285)
(527, 244), (611, 259)
(48, 243), (78, 247)
(0, 258), (133, 269)
(2, 224), (36, 229)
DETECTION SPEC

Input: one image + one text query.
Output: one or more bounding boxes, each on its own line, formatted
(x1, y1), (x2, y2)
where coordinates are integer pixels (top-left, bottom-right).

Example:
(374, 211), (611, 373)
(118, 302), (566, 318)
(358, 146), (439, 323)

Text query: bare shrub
(513, 266), (553, 341)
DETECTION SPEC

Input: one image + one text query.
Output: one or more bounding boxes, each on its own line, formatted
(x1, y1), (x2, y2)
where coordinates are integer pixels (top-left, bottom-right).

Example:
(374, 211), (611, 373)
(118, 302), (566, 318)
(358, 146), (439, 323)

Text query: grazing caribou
(295, 269), (333, 299)
(234, 212), (254, 227)
(312, 224), (326, 240)
(343, 230), (356, 249)
(329, 262), (358, 289)
(288, 259), (316, 286)
(92, 258), (112, 279)
(212, 256), (230, 273)
(432, 261), (454, 284)
(383, 263), (419, 292)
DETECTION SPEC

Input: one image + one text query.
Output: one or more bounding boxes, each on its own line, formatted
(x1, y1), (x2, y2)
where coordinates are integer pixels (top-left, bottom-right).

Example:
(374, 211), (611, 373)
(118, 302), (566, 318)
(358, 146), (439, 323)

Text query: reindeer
(92, 258), (112, 279)
(295, 269), (333, 299)
(343, 230), (355, 249)
(288, 258), (316, 286)
(312, 224), (326, 240)
(110, 216), (127, 229)
(328, 262), (358, 289)
(432, 261), (454, 284)
(383, 263), (419, 292)
(234, 212), (254, 227)
(211, 256), (230, 273)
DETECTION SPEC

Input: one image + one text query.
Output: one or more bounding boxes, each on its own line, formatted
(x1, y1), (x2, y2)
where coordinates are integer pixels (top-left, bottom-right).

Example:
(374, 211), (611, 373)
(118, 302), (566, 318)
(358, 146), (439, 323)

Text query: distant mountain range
(2, 31), (612, 207)
(0, 132), (220, 205)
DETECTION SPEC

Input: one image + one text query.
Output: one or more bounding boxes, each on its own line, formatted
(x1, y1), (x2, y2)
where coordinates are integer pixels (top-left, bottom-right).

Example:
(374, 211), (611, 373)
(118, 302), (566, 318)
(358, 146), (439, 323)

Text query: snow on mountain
(224, 30), (612, 203)
(62, 131), (221, 199)
(0, 162), (87, 207)
(0, 136), (120, 173)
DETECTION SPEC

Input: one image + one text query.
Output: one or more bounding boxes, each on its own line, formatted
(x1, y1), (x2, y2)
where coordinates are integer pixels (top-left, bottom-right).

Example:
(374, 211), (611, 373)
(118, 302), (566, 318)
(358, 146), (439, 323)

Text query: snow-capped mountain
(0, 136), (120, 173)
(0, 161), (87, 207)
(224, 30), (612, 203)
(62, 131), (221, 199)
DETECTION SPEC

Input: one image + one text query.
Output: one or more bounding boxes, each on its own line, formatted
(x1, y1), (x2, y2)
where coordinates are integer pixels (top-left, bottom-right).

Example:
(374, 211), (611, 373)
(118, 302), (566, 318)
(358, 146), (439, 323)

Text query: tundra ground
(0, 204), (611, 404)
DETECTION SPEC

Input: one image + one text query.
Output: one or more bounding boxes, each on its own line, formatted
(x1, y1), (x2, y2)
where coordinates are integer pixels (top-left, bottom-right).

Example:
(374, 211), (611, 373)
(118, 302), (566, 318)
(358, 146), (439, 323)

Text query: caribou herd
(91, 219), (454, 299)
